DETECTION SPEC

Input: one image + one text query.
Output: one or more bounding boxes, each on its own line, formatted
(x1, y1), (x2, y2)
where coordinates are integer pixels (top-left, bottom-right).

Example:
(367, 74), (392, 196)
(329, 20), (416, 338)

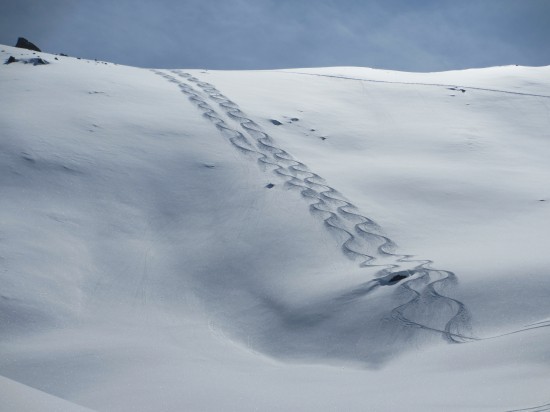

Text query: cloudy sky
(1, 0), (549, 71)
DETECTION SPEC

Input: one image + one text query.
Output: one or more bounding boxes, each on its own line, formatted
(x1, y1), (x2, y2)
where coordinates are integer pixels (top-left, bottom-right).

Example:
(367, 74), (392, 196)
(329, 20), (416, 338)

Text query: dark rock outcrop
(4, 56), (49, 66)
(28, 57), (49, 66)
(15, 37), (41, 52)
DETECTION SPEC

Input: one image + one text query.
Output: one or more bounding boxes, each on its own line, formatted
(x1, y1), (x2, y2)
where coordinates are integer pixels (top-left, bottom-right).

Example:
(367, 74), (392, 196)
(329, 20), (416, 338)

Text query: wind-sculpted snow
(153, 69), (474, 360)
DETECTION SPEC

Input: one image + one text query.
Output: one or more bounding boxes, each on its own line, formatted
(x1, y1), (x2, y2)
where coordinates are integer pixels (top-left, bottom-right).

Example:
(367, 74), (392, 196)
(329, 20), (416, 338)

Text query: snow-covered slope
(1, 44), (549, 411)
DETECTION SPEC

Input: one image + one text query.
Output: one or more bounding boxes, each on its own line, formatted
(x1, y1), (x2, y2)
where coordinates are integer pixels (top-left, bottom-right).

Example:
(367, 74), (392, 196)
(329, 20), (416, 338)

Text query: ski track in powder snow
(152, 69), (474, 345)
(279, 70), (550, 99)
(507, 402), (550, 412)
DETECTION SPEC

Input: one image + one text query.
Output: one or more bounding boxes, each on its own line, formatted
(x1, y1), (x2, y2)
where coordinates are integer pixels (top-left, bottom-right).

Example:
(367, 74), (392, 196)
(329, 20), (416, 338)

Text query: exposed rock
(28, 58), (49, 66)
(15, 37), (41, 52)
(4, 56), (49, 66)
(377, 270), (416, 286)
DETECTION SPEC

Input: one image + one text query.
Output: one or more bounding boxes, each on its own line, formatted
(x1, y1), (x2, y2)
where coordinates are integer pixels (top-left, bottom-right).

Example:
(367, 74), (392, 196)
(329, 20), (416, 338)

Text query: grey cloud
(1, 0), (548, 71)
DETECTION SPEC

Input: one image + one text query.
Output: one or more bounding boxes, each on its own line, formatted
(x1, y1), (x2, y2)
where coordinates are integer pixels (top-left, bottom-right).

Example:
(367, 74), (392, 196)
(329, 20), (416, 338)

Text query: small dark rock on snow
(269, 119), (282, 126)
(28, 57), (49, 66)
(4, 56), (49, 65)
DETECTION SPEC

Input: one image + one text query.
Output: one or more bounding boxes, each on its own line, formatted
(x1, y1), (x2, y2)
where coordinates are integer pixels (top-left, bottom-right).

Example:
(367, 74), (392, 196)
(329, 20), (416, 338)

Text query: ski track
(507, 402), (550, 412)
(278, 70), (550, 99)
(152, 69), (548, 345)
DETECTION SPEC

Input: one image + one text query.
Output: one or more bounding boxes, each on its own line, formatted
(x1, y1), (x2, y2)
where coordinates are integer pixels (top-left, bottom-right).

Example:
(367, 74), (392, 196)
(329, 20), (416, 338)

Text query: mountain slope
(1, 44), (549, 411)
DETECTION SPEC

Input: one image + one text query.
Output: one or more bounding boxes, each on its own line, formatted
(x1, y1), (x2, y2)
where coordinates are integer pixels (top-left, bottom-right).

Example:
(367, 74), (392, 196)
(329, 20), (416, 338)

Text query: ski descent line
(152, 69), (501, 344)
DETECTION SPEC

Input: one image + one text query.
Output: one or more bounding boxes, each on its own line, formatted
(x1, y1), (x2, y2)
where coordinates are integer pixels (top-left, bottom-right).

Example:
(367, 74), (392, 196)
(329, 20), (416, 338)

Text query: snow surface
(1, 44), (549, 411)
